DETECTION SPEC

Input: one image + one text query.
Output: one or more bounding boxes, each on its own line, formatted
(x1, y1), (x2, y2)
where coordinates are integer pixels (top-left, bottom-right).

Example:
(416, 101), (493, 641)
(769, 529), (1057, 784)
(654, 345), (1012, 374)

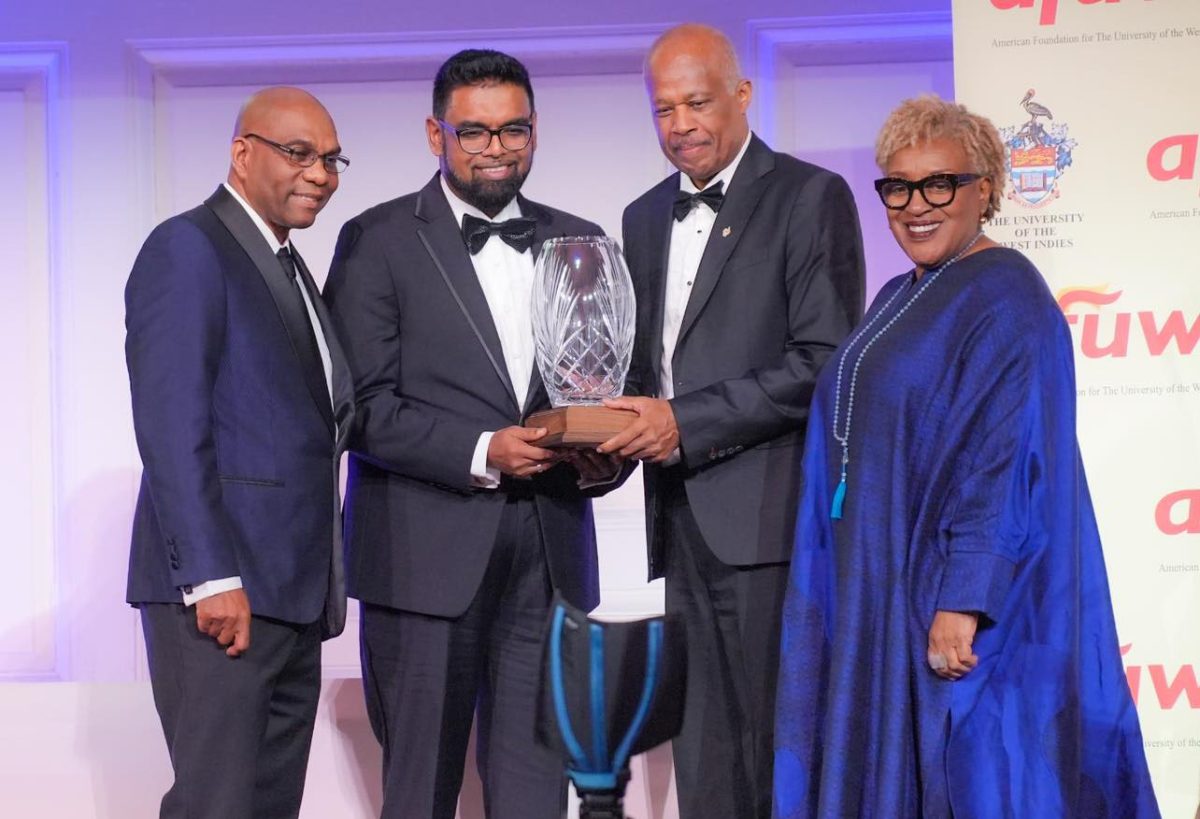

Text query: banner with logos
(953, 1), (1200, 815)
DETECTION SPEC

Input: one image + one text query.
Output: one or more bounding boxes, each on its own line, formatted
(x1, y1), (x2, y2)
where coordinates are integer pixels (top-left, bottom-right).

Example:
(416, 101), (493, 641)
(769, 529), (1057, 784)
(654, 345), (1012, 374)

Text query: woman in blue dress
(773, 95), (1159, 818)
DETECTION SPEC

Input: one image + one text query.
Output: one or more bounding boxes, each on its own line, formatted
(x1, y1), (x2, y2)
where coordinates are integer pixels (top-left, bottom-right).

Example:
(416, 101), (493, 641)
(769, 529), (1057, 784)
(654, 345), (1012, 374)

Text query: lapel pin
(722, 226), (732, 238)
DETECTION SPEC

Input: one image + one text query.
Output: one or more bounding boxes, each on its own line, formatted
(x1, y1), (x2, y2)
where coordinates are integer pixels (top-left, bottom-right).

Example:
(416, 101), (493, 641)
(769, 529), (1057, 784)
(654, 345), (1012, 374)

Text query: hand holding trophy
(526, 236), (637, 447)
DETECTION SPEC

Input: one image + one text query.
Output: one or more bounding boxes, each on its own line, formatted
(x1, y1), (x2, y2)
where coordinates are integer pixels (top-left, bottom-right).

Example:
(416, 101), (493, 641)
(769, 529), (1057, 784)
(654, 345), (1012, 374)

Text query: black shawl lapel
(674, 134), (775, 350)
(291, 248), (355, 449)
(413, 173), (520, 414)
(205, 185), (336, 437)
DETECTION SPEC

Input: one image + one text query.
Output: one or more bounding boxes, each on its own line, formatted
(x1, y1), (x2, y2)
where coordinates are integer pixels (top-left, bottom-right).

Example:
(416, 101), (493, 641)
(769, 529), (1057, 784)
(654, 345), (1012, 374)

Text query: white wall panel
(0, 47), (63, 680)
(750, 13), (953, 297)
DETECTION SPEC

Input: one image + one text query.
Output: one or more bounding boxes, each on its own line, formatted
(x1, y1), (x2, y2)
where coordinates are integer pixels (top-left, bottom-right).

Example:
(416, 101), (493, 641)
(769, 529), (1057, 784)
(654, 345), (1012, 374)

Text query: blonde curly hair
(875, 95), (1006, 221)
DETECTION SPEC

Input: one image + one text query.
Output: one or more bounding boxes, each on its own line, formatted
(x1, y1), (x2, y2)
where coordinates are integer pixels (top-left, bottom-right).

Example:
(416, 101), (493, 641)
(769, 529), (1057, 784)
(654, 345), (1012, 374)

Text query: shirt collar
(439, 173), (523, 227)
(222, 182), (290, 254)
(680, 130), (754, 195)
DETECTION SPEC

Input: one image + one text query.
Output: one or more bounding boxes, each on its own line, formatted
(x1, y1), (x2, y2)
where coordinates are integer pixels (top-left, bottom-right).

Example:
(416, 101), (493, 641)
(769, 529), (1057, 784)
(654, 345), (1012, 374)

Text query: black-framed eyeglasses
(873, 173), (981, 210)
(243, 133), (350, 174)
(437, 120), (533, 154)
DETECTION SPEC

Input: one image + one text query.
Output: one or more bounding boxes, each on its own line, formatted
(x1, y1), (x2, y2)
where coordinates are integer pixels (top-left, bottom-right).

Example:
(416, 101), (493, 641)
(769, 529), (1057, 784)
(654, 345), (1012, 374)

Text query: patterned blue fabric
(774, 248), (1159, 819)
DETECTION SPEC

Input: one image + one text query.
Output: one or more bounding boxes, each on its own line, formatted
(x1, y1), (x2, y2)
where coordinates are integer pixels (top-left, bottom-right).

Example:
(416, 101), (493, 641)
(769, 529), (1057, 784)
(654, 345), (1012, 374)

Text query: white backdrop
(954, 1), (1200, 816)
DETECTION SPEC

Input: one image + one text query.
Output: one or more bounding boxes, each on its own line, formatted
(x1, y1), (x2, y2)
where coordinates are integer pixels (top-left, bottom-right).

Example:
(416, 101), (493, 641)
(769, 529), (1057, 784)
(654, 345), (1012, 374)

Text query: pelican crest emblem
(999, 89), (1078, 208)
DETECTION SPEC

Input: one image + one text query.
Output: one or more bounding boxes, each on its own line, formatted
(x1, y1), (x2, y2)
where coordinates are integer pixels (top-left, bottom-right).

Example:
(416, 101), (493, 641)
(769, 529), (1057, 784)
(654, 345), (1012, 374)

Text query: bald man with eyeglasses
(124, 86), (355, 819)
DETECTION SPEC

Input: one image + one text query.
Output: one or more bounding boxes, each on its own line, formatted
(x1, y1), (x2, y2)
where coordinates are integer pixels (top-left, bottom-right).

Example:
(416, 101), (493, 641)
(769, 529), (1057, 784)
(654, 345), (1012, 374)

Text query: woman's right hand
(927, 610), (979, 681)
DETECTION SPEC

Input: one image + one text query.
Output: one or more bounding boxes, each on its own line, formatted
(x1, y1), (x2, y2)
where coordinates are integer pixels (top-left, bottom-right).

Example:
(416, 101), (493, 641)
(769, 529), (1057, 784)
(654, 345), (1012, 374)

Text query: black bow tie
(461, 213), (538, 255)
(672, 181), (725, 221)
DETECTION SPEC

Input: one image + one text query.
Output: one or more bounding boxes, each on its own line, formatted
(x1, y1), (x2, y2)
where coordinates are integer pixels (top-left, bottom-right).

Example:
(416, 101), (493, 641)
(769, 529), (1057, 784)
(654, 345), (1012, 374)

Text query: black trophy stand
(539, 596), (687, 819)
(577, 771), (631, 819)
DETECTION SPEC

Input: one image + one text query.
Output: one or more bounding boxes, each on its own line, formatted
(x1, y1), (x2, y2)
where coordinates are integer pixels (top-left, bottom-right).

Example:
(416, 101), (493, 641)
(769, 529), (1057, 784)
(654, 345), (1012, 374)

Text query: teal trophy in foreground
(526, 236), (637, 447)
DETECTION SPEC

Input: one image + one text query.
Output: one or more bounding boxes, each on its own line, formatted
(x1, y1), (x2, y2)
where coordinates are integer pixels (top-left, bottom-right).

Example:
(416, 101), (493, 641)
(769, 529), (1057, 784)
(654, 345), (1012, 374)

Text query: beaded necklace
(829, 232), (984, 520)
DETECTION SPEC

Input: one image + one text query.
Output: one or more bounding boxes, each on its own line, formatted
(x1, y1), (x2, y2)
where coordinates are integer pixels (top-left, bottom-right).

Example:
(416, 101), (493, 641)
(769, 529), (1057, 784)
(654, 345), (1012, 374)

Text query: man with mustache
(599, 24), (866, 819)
(125, 87), (355, 819)
(325, 49), (620, 819)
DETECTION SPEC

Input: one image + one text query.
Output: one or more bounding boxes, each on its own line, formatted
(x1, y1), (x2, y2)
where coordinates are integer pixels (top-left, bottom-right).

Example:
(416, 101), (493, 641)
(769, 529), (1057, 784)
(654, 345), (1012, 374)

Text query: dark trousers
(360, 496), (567, 819)
(661, 478), (790, 819)
(140, 603), (322, 819)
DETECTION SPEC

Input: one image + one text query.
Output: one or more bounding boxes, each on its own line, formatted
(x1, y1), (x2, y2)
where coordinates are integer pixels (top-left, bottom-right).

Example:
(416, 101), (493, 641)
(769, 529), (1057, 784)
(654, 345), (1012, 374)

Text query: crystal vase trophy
(525, 236), (637, 447)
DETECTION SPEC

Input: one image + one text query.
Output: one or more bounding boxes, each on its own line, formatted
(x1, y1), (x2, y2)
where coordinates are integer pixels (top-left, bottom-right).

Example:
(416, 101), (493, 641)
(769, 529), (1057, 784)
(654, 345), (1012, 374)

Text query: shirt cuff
(663, 447), (682, 467)
(182, 576), (243, 607)
(470, 431), (501, 489)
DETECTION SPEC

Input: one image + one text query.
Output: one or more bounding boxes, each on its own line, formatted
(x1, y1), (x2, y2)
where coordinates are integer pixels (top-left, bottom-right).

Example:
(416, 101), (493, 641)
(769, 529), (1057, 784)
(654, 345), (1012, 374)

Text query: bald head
(643, 23), (751, 187)
(227, 86), (342, 243)
(646, 24), (743, 93)
(232, 86), (333, 141)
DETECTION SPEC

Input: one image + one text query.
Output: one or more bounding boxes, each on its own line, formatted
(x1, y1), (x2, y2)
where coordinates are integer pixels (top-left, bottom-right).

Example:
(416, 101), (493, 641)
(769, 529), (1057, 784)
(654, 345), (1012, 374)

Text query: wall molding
(746, 12), (953, 145)
(0, 42), (68, 680)
(125, 23), (667, 246)
(128, 24), (665, 86)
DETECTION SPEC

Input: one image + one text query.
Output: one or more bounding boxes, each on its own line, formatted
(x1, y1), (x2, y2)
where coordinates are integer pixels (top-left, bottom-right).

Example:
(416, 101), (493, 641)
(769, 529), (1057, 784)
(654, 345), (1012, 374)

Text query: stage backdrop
(953, 1), (1200, 816)
(0, 2), (958, 816)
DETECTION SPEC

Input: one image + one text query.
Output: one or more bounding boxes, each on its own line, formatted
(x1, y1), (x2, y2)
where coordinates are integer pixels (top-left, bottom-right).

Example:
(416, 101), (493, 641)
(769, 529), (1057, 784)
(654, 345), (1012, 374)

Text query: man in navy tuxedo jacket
(124, 87), (355, 819)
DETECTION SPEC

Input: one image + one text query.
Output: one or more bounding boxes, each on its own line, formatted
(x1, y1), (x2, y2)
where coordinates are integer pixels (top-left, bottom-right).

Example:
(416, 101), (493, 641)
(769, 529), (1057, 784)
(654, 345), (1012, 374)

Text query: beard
(442, 158), (531, 217)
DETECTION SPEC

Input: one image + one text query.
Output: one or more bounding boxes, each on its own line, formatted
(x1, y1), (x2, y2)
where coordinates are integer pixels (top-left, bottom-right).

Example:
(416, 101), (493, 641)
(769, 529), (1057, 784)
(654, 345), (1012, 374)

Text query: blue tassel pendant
(830, 477), (847, 520)
(830, 451), (848, 520)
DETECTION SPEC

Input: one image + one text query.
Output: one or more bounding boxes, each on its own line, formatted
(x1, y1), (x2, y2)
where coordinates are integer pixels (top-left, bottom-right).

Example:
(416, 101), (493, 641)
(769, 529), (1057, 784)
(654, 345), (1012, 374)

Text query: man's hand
(927, 610), (979, 681)
(488, 426), (562, 478)
(195, 588), (251, 657)
(597, 397), (680, 463)
(564, 449), (623, 484)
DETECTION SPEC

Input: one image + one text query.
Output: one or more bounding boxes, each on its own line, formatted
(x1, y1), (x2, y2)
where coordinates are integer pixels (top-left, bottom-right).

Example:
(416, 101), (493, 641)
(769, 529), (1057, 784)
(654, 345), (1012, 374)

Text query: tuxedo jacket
(623, 135), (866, 578)
(125, 186), (356, 635)
(324, 173), (615, 619)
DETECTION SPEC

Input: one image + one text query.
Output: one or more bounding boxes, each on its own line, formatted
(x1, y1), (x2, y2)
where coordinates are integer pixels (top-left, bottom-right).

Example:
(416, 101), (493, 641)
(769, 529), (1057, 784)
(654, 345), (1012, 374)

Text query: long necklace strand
(829, 232), (984, 520)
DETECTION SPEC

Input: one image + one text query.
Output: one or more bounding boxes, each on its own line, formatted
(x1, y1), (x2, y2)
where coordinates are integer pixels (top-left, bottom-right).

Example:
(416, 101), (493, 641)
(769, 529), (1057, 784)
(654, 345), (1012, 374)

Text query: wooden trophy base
(524, 406), (637, 448)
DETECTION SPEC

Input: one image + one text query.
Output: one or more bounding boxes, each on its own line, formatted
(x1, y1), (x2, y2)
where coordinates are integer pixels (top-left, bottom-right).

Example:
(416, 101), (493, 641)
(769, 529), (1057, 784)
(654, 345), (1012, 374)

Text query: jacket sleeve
(125, 219), (240, 588)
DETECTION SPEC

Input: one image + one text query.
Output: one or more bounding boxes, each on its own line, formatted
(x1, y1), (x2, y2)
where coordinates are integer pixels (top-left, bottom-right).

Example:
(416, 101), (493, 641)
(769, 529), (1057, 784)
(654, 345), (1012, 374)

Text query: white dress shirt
(183, 183), (335, 606)
(660, 131), (753, 401)
(657, 133), (752, 465)
(438, 176), (538, 489)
